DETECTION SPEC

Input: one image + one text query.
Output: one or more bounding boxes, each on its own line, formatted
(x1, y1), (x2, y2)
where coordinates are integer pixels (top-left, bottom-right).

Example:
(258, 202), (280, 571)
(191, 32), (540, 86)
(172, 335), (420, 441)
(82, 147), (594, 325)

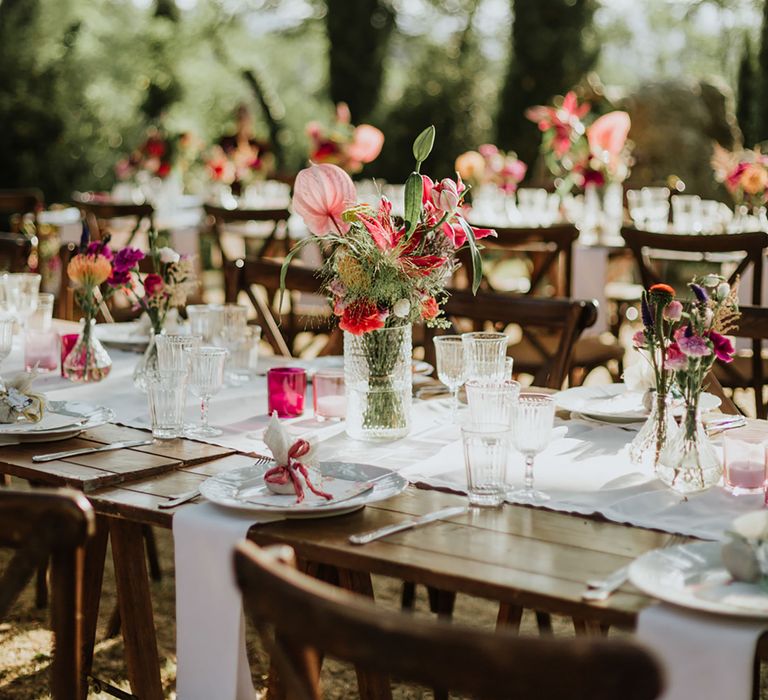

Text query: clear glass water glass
(462, 423), (512, 507)
(433, 335), (466, 423)
(0, 316), (14, 368)
(215, 303), (249, 345)
(508, 393), (556, 504)
(224, 325), (261, 385)
(461, 332), (508, 383)
(28, 293), (54, 331)
(672, 194), (702, 233)
(147, 370), (188, 439)
(5, 273), (41, 328)
(724, 428), (768, 495)
(186, 304), (219, 343)
(466, 379), (521, 427)
(313, 369), (346, 421)
(156, 334), (202, 373)
(184, 346), (228, 438)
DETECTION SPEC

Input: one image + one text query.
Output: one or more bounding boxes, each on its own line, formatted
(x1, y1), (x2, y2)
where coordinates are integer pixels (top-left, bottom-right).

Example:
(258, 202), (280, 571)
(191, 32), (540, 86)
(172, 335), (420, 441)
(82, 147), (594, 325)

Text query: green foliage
(737, 35), (756, 147)
(757, 3), (768, 144)
(497, 0), (599, 168)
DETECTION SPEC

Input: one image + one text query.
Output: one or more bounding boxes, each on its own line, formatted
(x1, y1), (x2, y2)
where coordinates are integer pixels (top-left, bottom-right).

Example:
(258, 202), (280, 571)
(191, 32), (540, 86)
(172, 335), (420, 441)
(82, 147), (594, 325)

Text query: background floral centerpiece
(205, 141), (275, 196)
(711, 144), (768, 211)
(455, 144), (527, 194)
(288, 125), (494, 440)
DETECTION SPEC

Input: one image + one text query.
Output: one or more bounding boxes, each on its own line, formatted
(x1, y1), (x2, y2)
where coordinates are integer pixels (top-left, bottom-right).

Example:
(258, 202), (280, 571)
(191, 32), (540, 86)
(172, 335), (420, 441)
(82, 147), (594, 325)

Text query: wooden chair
(0, 232), (33, 272)
(73, 197), (154, 244)
(233, 256), (339, 358)
(235, 542), (663, 700)
(621, 227), (768, 417)
(0, 488), (94, 699)
(0, 188), (43, 233)
(424, 291), (599, 389)
(204, 204), (291, 265)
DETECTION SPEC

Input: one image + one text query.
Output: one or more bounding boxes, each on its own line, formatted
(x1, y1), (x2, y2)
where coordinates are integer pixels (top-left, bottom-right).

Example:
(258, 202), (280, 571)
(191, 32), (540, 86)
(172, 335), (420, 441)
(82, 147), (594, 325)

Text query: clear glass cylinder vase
(344, 325), (412, 441)
(62, 318), (112, 383)
(133, 330), (162, 392)
(629, 391), (677, 470)
(656, 399), (722, 493)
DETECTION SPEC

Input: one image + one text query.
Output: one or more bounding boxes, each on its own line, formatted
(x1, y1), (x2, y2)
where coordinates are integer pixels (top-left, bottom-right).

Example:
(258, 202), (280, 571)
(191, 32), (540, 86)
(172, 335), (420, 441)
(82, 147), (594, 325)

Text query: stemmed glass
(508, 393), (555, 504)
(0, 317), (14, 369)
(184, 347), (228, 438)
(433, 335), (466, 422)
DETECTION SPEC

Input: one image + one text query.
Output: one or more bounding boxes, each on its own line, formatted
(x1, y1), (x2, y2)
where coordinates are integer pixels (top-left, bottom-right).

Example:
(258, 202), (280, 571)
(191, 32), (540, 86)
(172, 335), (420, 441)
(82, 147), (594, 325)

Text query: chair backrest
(457, 224), (579, 297)
(0, 189), (43, 232)
(0, 232), (33, 272)
(424, 290), (598, 388)
(235, 542), (663, 700)
(204, 204), (291, 263)
(620, 227), (768, 306)
(73, 198), (154, 243)
(720, 304), (768, 417)
(0, 488), (94, 699)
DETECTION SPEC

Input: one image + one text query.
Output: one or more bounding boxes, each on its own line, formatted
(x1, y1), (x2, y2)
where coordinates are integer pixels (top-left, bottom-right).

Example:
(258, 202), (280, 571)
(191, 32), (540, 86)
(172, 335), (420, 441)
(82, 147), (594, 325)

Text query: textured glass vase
(656, 399), (722, 494)
(62, 318), (112, 383)
(133, 331), (161, 392)
(629, 391), (677, 470)
(344, 325), (412, 441)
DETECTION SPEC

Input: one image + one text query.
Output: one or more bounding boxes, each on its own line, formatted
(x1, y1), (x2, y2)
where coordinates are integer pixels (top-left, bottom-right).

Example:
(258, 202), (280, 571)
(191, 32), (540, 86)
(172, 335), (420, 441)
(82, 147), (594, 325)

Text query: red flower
(339, 300), (387, 335)
(156, 161), (171, 178)
(706, 330), (735, 363)
(420, 296), (439, 321)
(144, 137), (166, 159)
(143, 273), (165, 297)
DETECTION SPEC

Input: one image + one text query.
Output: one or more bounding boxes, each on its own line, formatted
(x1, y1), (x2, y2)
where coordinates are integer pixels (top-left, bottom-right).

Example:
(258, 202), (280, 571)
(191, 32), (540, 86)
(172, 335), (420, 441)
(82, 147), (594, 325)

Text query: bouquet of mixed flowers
(455, 144), (527, 193)
(115, 127), (179, 182)
(306, 102), (385, 174)
(711, 144), (768, 209)
(526, 91), (632, 193)
(205, 142), (275, 189)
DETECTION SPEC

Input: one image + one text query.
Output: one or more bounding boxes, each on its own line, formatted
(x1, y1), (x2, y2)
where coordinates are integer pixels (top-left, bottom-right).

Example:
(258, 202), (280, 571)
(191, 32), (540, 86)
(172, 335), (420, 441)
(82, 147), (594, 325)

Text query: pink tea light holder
(267, 367), (307, 418)
(313, 369), (346, 422)
(723, 428), (768, 496)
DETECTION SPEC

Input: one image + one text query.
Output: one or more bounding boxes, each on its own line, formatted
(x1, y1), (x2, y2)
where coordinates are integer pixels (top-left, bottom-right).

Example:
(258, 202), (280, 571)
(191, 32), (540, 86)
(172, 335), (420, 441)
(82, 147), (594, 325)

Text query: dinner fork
(581, 534), (688, 601)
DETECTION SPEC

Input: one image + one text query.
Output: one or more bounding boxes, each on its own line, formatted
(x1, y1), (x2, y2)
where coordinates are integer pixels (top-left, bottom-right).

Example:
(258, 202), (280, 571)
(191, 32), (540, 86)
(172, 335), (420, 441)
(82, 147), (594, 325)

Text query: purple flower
(107, 247), (144, 287)
(706, 330), (735, 363)
(677, 334), (712, 358)
(86, 241), (113, 260)
(690, 283), (709, 303)
(641, 296), (654, 328)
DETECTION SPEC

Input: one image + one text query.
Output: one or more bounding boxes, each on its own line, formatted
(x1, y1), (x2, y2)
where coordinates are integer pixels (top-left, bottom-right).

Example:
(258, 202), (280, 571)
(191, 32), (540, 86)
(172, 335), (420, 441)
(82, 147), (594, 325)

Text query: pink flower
(346, 125), (384, 165)
(664, 343), (688, 371)
(587, 111), (631, 159)
(291, 163), (356, 235)
(431, 178), (460, 213)
(663, 300), (683, 322)
(632, 330), (646, 348)
(478, 144), (499, 158)
(706, 330), (735, 363)
(335, 102), (351, 124)
(677, 334), (712, 358)
(143, 273), (164, 297)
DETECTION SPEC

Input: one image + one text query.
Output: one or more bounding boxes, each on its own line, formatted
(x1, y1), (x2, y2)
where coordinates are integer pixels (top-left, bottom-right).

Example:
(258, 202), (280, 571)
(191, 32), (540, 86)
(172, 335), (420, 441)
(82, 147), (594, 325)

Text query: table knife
(32, 439), (154, 463)
(349, 505), (468, 545)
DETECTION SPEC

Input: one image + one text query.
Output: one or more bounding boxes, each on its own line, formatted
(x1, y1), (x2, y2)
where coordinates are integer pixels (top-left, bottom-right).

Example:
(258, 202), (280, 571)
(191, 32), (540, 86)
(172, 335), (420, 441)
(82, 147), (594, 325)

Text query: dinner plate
(629, 541), (768, 619)
(257, 355), (434, 378)
(93, 322), (151, 352)
(0, 400), (114, 442)
(200, 460), (407, 518)
(555, 384), (720, 423)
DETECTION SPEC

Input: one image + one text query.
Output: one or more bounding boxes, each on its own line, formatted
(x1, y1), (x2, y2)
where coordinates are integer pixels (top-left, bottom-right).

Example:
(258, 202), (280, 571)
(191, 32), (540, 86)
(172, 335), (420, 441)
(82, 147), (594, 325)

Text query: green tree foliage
(325, 0), (395, 122)
(737, 35), (756, 147)
(141, 0), (183, 121)
(757, 1), (768, 143)
(497, 0), (598, 168)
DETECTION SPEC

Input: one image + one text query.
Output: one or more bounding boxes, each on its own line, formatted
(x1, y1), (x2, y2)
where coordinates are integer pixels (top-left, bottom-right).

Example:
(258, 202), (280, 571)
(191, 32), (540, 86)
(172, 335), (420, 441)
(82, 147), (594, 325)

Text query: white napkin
(173, 502), (283, 700)
(637, 604), (768, 700)
(263, 411), (318, 466)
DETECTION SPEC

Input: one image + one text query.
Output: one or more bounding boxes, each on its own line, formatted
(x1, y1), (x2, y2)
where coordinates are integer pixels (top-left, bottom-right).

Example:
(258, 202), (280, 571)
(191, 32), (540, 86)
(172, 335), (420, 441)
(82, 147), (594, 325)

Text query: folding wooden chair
(621, 227), (768, 417)
(234, 542), (663, 700)
(0, 488), (94, 699)
(73, 197), (155, 244)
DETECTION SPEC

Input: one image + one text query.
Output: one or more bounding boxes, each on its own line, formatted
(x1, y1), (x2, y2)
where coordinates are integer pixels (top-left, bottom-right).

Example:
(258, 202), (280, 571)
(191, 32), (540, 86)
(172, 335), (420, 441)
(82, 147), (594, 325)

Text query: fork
(581, 534), (687, 601)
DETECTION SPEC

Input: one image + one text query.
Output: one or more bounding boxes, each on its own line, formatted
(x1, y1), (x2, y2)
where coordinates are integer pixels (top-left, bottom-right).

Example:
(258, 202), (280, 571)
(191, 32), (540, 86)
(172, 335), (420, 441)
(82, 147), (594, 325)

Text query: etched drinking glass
(156, 334), (202, 373)
(466, 379), (520, 427)
(0, 316), (13, 368)
(184, 346), (228, 438)
(461, 332), (508, 383)
(508, 393), (556, 504)
(462, 423), (513, 507)
(433, 335), (466, 423)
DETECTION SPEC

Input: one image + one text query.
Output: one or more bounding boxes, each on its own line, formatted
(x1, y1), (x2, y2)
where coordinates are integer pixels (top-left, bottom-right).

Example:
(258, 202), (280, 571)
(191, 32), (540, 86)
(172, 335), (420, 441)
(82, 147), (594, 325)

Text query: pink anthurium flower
(291, 163), (356, 235)
(587, 111), (631, 158)
(346, 125), (385, 165)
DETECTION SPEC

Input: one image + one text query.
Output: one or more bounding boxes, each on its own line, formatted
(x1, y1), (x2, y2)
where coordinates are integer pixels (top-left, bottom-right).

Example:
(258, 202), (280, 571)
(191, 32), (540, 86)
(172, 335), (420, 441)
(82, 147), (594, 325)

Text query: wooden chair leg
(536, 611), (553, 635)
(35, 559), (48, 609)
(426, 586), (456, 619)
(495, 602), (523, 633)
(572, 617), (608, 636)
(105, 603), (121, 639)
(400, 581), (416, 610)
(80, 516), (109, 700)
(142, 525), (162, 582)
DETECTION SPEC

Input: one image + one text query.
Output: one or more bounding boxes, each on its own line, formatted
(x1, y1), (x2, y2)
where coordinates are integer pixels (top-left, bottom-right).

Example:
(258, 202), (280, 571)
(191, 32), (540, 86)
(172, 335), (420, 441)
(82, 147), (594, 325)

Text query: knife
(349, 505), (468, 545)
(32, 439), (154, 463)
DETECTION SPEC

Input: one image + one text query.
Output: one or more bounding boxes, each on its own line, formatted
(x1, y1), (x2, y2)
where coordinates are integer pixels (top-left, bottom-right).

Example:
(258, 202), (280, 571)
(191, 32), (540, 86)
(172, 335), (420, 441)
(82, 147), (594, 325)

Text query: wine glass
(184, 346), (228, 438)
(433, 335), (465, 422)
(508, 393), (555, 504)
(0, 317), (14, 369)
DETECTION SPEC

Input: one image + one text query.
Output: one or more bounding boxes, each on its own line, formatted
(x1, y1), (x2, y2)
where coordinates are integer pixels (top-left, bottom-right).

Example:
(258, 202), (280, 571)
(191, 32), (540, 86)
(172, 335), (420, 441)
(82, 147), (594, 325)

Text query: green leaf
(278, 239), (310, 314)
(403, 171), (423, 237)
(458, 217), (484, 295)
(412, 125), (435, 170)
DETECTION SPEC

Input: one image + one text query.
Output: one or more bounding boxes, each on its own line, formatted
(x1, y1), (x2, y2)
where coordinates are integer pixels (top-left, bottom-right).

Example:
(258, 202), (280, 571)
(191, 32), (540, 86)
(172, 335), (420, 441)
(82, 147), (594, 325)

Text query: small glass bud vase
(62, 318), (112, 383)
(629, 391), (677, 470)
(656, 397), (722, 494)
(133, 331), (162, 393)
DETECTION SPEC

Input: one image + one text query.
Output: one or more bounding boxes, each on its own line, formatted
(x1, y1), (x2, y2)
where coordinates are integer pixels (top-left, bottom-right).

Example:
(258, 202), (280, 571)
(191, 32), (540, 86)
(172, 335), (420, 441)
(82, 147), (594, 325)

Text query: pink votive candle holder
(24, 329), (60, 373)
(724, 428), (768, 495)
(60, 334), (79, 377)
(313, 369), (346, 422)
(267, 367), (307, 418)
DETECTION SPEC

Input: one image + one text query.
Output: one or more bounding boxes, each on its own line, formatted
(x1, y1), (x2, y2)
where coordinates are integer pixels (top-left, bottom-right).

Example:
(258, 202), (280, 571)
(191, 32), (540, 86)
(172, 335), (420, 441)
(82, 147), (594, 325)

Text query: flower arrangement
(306, 102), (385, 174)
(526, 91), (632, 193)
(115, 128), (177, 182)
(455, 145), (527, 193)
(711, 144), (768, 209)
(205, 142), (275, 189)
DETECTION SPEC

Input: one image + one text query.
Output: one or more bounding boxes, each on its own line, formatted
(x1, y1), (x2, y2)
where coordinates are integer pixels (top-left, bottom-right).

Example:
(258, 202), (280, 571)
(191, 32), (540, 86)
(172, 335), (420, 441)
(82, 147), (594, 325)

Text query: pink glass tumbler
(267, 367), (307, 418)
(60, 334), (79, 377)
(313, 369), (346, 421)
(724, 428), (768, 495)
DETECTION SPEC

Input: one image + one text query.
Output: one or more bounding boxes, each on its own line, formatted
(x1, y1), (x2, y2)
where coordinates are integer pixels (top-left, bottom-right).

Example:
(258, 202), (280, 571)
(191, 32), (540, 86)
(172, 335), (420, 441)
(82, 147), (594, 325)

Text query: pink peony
(664, 343), (688, 371)
(587, 111), (631, 158)
(291, 163), (356, 235)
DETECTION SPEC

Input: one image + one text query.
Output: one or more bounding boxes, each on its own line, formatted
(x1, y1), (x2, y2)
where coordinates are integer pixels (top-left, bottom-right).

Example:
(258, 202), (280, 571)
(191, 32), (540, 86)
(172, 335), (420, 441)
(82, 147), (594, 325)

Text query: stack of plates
(0, 400), (114, 443)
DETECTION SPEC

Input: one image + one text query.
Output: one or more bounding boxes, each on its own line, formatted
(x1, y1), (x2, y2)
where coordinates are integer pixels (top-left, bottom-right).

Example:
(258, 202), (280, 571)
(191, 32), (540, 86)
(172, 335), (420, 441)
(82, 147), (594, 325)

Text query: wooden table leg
(80, 515), (109, 700)
(109, 518), (164, 700)
(496, 602), (523, 633)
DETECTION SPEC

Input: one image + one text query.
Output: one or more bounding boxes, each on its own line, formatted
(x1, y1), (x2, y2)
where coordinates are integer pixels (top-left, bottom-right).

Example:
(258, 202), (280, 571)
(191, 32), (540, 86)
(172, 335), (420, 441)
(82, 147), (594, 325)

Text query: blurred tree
(757, 0), (768, 143)
(141, 0), (183, 121)
(497, 0), (598, 168)
(737, 35), (756, 146)
(326, 0), (394, 122)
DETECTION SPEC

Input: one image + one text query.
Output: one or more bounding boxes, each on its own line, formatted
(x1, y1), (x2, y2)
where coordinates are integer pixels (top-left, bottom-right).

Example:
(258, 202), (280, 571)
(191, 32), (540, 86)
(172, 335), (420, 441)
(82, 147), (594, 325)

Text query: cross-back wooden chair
(73, 197), (154, 244)
(233, 256), (339, 358)
(621, 227), (768, 417)
(424, 290), (598, 389)
(0, 188), (43, 233)
(204, 204), (291, 265)
(0, 488), (94, 700)
(235, 542), (663, 700)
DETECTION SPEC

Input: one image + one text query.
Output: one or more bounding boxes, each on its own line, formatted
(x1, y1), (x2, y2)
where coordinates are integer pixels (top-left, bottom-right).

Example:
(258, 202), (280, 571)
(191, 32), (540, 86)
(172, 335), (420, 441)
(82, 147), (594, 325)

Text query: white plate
(93, 322), (151, 351)
(257, 356), (433, 378)
(555, 384), (720, 423)
(200, 460), (407, 518)
(629, 541), (768, 619)
(0, 400), (114, 441)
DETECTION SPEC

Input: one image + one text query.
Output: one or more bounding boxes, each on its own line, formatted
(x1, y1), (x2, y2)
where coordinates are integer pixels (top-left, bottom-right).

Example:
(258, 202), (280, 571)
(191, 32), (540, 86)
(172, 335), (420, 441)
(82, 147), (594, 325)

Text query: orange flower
(455, 151), (486, 182)
(649, 283), (675, 296)
(67, 254), (112, 288)
(740, 163), (768, 196)
(420, 296), (440, 321)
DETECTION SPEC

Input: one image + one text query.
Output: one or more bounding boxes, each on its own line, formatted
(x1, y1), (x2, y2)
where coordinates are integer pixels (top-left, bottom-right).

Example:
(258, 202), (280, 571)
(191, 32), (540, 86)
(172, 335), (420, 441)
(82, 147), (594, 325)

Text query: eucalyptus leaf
(412, 125), (435, 170)
(403, 171), (423, 237)
(458, 217), (483, 295)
